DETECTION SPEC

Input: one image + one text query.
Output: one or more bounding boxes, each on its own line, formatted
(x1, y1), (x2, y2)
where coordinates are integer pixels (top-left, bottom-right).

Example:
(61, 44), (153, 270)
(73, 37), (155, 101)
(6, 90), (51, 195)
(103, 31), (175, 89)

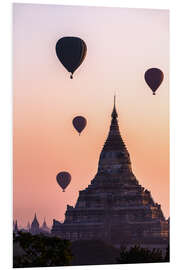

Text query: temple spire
(32, 213), (39, 226)
(103, 96), (123, 150)
(111, 95), (118, 119)
(41, 217), (49, 232)
(97, 96), (131, 175)
(31, 213), (40, 234)
(27, 221), (31, 231)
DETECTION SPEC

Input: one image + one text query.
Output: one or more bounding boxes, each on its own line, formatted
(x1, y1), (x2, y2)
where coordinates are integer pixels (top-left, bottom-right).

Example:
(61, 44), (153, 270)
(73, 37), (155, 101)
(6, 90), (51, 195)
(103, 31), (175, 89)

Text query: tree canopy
(116, 245), (165, 264)
(13, 232), (73, 268)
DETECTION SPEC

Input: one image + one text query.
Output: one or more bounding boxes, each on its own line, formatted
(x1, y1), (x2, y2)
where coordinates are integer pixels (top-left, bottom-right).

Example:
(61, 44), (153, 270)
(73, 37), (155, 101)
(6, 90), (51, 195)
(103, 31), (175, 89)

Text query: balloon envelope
(144, 68), (164, 95)
(73, 116), (87, 135)
(56, 171), (71, 192)
(55, 36), (87, 78)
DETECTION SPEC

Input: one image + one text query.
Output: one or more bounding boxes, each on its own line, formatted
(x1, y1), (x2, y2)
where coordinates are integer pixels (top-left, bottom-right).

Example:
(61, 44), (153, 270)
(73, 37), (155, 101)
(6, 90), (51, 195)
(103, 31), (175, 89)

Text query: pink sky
(13, 4), (169, 228)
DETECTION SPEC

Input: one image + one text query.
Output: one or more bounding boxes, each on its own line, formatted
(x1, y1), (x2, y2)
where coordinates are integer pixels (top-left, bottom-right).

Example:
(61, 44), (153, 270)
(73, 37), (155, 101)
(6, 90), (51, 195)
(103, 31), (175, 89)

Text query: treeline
(116, 244), (169, 264)
(13, 232), (72, 268)
(13, 231), (169, 268)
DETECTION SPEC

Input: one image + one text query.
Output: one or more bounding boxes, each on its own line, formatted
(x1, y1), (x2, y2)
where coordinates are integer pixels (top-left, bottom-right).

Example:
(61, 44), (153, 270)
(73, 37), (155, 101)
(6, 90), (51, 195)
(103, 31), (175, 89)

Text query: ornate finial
(111, 95), (118, 119)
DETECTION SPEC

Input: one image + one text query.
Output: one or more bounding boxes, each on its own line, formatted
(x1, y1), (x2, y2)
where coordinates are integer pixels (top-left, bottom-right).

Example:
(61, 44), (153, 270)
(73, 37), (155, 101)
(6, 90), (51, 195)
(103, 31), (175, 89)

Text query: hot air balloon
(144, 68), (164, 95)
(56, 171), (71, 192)
(73, 116), (87, 135)
(55, 37), (87, 79)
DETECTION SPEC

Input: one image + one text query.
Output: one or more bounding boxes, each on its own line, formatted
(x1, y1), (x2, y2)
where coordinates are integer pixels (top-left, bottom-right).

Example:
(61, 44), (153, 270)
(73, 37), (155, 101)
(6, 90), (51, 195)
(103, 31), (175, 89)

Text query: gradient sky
(13, 3), (169, 228)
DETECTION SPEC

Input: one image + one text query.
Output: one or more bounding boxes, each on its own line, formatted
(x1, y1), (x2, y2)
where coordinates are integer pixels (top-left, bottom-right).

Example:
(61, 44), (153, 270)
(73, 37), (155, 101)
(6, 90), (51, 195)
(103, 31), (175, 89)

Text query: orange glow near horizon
(13, 4), (169, 228)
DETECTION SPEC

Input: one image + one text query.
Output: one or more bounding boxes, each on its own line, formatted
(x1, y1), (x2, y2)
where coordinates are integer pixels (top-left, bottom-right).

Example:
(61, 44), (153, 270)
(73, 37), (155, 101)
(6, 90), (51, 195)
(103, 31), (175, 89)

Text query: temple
(30, 213), (40, 235)
(52, 97), (169, 250)
(13, 214), (51, 234)
(41, 217), (50, 233)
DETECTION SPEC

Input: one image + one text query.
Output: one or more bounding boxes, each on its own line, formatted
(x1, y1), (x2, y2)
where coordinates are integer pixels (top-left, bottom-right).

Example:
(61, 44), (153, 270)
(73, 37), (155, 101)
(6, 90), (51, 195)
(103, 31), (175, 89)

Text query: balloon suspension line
(63, 190), (65, 192)
(153, 92), (156, 95)
(70, 73), (73, 79)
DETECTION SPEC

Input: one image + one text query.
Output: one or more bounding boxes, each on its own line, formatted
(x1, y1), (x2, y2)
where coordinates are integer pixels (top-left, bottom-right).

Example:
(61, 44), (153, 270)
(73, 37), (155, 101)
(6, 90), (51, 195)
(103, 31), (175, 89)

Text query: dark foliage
(116, 245), (164, 264)
(70, 240), (120, 265)
(13, 232), (169, 267)
(13, 232), (73, 268)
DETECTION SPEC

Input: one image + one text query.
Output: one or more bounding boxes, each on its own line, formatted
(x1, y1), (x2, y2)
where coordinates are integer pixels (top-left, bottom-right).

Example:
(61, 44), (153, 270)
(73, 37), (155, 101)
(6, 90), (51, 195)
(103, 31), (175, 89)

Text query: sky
(13, 3), (169, 228)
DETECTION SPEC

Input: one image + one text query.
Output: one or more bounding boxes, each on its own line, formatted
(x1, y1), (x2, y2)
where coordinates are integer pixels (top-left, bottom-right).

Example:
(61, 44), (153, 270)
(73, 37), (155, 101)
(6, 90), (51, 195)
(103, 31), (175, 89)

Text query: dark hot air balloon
(144, 68), (164, 95)
(55, 37), (87, 79)
(73, 116), (87, 135)
(56, 171), (71, 192)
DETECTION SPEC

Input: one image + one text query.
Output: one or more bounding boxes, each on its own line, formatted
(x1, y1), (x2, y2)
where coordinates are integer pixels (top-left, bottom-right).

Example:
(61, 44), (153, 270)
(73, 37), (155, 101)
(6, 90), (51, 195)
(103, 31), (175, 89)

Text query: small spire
(27, 221), (30, 231)
(32, 213), (39, 225)
(14, 220), (18, 232)
(31, 212), (39, 229)
(42, 217), (49, 231)
(111, 95), (118, 119)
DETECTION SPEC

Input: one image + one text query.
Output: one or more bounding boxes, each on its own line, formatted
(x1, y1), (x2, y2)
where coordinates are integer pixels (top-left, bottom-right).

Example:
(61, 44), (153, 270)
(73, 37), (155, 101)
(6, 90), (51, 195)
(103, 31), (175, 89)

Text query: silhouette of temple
(41, 217), (50, 233)
(13, 214), (50, 234)
(52, 97), (169, 249)
(30, 214), (50, 235)
(30, 213), (40, 234)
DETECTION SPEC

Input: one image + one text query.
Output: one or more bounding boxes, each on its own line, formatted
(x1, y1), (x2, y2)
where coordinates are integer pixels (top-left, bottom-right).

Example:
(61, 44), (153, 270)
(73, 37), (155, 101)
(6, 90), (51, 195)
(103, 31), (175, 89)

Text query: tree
(116, 245), (163, 264)
(13, 231), (73, 268)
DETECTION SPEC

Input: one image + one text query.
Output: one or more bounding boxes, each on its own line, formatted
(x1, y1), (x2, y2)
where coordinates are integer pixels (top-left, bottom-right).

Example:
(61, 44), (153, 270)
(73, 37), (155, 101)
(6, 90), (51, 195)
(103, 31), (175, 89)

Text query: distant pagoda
(41, 217), (50, 233)
(27, 221), (31, 232)
(52, 97), (169, 249)
(30, 213), (40, 235)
